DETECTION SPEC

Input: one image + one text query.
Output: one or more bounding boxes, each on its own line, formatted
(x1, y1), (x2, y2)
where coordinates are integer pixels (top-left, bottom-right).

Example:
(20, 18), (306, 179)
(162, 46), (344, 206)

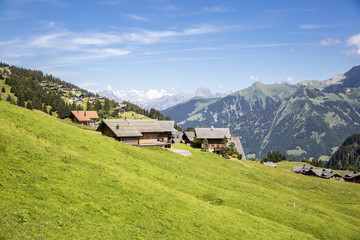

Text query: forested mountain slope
(163, 66), (360, 160)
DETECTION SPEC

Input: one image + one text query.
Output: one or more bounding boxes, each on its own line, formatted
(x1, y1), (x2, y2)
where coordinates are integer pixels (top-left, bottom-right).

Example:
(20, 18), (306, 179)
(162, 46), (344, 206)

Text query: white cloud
(299, 24), (329, 29)
(25, 25), (220, 50)
(344, 33), (360, 56)
(319, 38), (341, 46)
(204, 6), (233, 13)
(123, 14), (149, 22)
(0, 38), (20, 45)
(282, 72), (294, 82)
(101, 86), (172, 103)
(249, 75), (259, 81)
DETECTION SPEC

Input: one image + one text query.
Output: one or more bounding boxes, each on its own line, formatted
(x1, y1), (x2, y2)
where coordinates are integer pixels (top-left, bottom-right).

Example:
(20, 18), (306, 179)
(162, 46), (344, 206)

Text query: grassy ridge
(0, 101), (359, 239)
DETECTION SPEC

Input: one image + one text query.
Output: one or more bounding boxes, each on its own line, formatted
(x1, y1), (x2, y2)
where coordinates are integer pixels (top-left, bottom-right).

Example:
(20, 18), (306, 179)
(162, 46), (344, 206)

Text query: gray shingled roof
(157, 120), (175, 132)
(230, 136), (246, 159)
(195, 127), (230, 139)
(100, 119), (143, 137)
(126, 119), (164, 133)
(184, 131), (195, 142)
(343, 171), (360, 178)
(99, 119), (165, 137)
(293, 165), (312, 173)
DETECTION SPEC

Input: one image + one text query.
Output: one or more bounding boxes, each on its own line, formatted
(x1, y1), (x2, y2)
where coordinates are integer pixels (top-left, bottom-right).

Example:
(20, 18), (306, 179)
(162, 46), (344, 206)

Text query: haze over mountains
(99, 86), (230, 110)
(162, 66), (360, 161)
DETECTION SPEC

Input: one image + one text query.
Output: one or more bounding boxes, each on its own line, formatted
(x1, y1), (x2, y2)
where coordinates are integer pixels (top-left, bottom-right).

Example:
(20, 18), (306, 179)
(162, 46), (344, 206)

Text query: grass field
(0, 101), (359, 239)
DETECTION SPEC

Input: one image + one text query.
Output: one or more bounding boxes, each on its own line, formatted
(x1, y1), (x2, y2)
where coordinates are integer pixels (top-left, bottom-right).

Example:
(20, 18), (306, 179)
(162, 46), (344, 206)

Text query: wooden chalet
(114, 104), (127, 115)
(97, 119), (174, 148)
(293, 165), (312, 174)
(157, 120), (175, 148)
(70, 111), (99, 126)
(195, 127), (231, 154)
(293, 166), (346, 181)
(343, 171), (360, 183)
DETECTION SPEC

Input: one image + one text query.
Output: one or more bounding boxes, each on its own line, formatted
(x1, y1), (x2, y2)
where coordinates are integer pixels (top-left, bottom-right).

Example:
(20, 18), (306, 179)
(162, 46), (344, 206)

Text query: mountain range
(98, 86), (229, 110)
(162, 66), (360, 161)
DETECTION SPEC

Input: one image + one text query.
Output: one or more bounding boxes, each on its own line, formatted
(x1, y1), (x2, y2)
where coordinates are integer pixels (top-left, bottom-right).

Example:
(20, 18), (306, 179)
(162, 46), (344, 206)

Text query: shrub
(232, 154), (238, 159)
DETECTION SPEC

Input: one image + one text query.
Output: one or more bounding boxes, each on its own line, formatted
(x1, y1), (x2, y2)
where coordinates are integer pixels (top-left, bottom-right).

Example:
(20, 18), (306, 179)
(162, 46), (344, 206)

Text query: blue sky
(1, 0), (360, 98)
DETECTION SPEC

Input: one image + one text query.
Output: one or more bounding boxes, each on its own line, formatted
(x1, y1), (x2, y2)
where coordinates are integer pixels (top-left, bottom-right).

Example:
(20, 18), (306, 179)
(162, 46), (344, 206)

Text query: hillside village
(1, 63), (360, 239)
(2, 63), (360, 174)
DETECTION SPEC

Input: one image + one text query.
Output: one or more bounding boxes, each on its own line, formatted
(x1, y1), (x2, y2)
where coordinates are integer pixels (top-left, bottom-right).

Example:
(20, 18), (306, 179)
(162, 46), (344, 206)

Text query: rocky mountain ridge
(163, 66), (360, 161)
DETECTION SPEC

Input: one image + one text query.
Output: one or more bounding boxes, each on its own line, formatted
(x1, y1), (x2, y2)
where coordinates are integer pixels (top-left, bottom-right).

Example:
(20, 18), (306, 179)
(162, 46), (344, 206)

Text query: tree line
(0, 62), (170, 121)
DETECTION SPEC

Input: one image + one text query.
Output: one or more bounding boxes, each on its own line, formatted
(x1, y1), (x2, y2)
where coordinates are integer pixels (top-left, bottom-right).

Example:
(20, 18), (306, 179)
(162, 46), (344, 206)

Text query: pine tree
(94, 100), (102, 112)
(17, 94), (25, 107)
(42, 104), (48, 114)
(222, 135), (228, 146)
(202, 138), (209, 152)
(86, 101), (92, 111)
(103, 98), (110, 112)
(26, 100), (33, 110)
(1, 87), (5, 92)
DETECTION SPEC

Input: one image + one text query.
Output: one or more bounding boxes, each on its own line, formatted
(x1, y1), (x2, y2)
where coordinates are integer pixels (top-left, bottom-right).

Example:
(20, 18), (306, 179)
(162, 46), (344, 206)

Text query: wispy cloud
(343, 33), (360, 57)
(123, 14), (149, 22)
(249, 75), (259, 81)
(299, 24), (330, 29)
(319, 38), (341, 46)
(203, 6), (233, 13)
(282, 72), (294, 82)
(0, 38), (20, 45)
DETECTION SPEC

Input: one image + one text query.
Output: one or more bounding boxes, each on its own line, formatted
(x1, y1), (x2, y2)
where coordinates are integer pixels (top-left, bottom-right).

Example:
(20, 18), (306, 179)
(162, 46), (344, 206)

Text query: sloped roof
(293, 165), (312, 173)
(230, 136), (246, 159)
(264, 162), (277, 167)
(126, 119), (164, 133)
(184, 131), (195, 142)
(100, 119), (143, 137)
(195, 127), (230, 139)
(115, 104), (127, 110)
(71, 111), (99, 122)
(157, 120), (175, 132)
(343, 171), (360, 178)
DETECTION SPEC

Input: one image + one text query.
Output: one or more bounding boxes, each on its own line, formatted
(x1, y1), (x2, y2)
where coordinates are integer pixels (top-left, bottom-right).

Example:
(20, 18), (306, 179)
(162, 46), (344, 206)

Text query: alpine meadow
(0, 101), (360, 239)
(2, 0), (360, 239)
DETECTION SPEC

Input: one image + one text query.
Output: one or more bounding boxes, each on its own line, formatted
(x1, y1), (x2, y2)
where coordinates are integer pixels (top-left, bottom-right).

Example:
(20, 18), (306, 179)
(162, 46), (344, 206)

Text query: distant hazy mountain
(99, 86), (230, 110)
(163, 66), (360, 161)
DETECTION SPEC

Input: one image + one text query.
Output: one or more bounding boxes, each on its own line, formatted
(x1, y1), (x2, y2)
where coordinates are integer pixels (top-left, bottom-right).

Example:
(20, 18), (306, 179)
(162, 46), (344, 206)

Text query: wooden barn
(195, 127), (231, 154)
(114, 104), (127, 115)
(97, 119), (174, 147)
(343, 171), (360, 183)
(70, 111), (99, 126)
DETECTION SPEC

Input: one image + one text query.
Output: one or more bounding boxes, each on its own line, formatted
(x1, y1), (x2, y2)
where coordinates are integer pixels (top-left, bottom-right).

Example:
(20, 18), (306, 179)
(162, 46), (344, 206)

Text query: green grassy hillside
(0, 101), (360, 239)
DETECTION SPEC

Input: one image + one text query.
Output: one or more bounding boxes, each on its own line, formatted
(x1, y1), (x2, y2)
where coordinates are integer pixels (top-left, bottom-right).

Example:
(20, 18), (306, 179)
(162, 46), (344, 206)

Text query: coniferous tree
(202, 138), (209, 152)
(6, 95), (11, 102)
(42, 104), (48, 114)
(103, 98), (110, 112)
(94, 100), (102, 112)
(17, 94), (25, 107)
(1, 87), (5, 93)
(86, 101), (92, 111)
(26, 100), (33, 110)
